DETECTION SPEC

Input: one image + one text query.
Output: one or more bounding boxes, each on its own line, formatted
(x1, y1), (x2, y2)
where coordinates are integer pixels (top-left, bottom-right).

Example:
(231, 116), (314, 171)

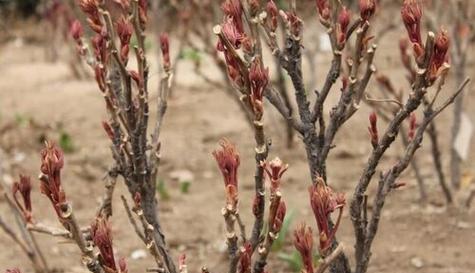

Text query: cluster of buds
(408, 113), (417, 141)
(76, 0), (149, 94)
(401, 0), (423, 58)
(401, 0), (450, 82)
(263, 157), (287, 233)
(215, 0), (258, 96)
(309, 177), (345, 255)
(160, 33), (171, 71)
(12, 175), (33, 223)
(91, 217), (118, 272)
(266, 0), (279, 32)
(137, 0), (148, 28)
(216, 18), (245, 87)
(293, 223), (314, 273)
(69, 19), (85, 55)
(39, 142), (67, 218)
(78, 0), (103, 33)
(428, 29), (450, 82)
(272, 199), (287, 233)
(281, 11), (304, 38)
(337, 7), (351, 47)
(368, 112), (379, 148)
(238, 242), (252, 273)
(359, 0), (376, 22)
(316, 0), (330, 22)
(92, 33), (108, 65)
(221, 0), (244, 34)
(249, 59), (270, 120)
(213, 139), (240, 209)
(216, 0), (275, 120)
(117, 16), (133, 63)
(90, 32), (108, 92)
(217, 0), (244, 51)
(263, 157), (288, 195)
(218, 17), (243, 51)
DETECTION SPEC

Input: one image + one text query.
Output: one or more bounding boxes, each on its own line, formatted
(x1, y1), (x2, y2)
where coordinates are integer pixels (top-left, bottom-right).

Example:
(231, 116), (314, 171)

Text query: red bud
(160, 32), (171, 70)
(70, 19), (84, 41)
(294, 223), (314, 273)
(401, 0), (423, 47)
(368, 112), (379, 148)
(359, 0), (376, 22)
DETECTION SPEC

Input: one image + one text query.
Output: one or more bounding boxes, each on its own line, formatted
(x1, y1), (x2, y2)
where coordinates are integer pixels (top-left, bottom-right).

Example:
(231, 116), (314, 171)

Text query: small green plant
(157, 179), (170, 201)
(14, 113), (29, 127)
(180, 180), (191, 194)
(130, 34), (153, 51)
(278, 249), (322, 272)
(59, 131), (75, 153)
(179, 48), (202, 63)
(278, 251), (303, 272)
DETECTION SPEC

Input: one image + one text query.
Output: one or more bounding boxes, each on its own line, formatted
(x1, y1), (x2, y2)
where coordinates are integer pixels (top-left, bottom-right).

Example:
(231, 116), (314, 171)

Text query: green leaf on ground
(157, 179), (171, 201)
(59, 131), (75, 153)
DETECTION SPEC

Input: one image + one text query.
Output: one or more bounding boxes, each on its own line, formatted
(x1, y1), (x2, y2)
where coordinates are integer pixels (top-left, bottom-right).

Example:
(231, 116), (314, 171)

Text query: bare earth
(0, 23), (474, 273)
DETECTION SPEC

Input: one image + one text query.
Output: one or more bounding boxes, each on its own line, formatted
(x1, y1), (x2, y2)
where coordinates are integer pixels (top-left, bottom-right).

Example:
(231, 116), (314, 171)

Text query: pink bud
(266, 0), (279, 32)
(263, 157), (288, 194)
(117, 16), (133, 62)
(316, 0), (330, 21)
(428, 29), (450, 82)
(212, 139), (240, 189)
(134, 192), (142, 208)
(138, 0), (148, 26)
(338, 7), (351, 45)
(160, 33), (171, 70)
(119, 257), (128, 273)
(70, 19), (84, 41)
(309, 177), (345, 253)
(91, 218), (116, 271)
(221, 0), (244, 34)
(39, 142), (67, 218)
(249, 59), (270, 118)
(78, 0), (102, 33)
(294, 223), (314, 273)
(273, 200), (286, 232)
(368, 112), (379, 148)
(359, 0), (376, 22)
(401, 0), (423, 47)
(129, 70), (143, 89)
(12, 175), (33, 222)
(179, 254), (187, 272)
(238, 242), (252, 273)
